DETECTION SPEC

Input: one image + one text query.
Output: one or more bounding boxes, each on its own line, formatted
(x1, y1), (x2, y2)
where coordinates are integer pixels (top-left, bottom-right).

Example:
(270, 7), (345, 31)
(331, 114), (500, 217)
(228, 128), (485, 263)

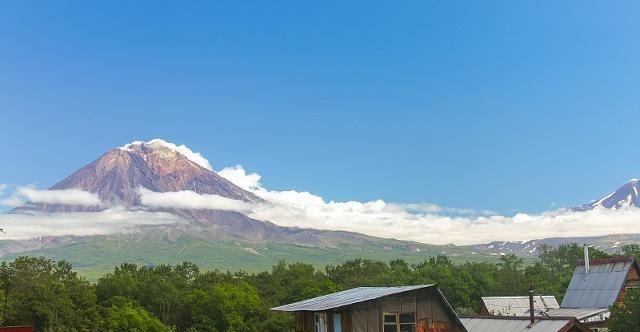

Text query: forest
(0, 243), (637, 332)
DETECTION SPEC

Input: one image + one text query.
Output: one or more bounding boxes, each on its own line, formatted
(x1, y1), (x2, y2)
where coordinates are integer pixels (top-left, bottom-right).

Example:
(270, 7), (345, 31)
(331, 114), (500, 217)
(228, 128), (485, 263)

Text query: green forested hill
(0, 233), (498, 280)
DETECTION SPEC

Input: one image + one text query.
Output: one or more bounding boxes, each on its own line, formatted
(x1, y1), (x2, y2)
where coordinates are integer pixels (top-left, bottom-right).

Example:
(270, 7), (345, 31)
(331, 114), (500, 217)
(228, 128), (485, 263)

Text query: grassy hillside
(1, 233), (498, 280)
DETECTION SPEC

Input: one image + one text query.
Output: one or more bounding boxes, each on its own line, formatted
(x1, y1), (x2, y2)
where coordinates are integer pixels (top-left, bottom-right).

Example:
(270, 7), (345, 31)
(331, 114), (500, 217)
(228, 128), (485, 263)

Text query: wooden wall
(295, 311), (314, 332)
(616, 262), (640, 306)
(349, 288), (463, 332)
(296, 309), (353, 332)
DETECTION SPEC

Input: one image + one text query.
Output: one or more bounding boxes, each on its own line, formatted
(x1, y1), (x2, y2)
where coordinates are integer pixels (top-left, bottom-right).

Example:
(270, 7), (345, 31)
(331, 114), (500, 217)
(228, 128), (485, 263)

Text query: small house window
(314, 313), (327, 332)
(333, 312), (342, 332)
(383, 312), (416, 332)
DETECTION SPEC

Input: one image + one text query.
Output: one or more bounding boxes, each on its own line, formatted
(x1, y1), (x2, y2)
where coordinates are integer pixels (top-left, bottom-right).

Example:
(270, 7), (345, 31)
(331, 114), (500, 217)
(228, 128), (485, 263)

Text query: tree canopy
(0, 243), (623, 331)
(609, 288), (640, 332)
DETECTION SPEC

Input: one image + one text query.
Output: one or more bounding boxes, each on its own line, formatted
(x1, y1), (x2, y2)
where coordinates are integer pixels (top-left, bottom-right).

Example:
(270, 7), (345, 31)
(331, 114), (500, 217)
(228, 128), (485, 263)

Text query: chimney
(529, 284), (535, 325)
(584, 245), (590, 274)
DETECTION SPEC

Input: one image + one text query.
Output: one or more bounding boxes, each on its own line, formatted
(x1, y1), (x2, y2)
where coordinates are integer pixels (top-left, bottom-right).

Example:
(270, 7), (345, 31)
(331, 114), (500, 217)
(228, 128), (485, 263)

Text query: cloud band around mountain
(220, 165), (640, 245)
(0, 208), (185, 239)
(137, 187), (252, 212)
(0, 186), (102, 207)
(3, 165), (640, 245)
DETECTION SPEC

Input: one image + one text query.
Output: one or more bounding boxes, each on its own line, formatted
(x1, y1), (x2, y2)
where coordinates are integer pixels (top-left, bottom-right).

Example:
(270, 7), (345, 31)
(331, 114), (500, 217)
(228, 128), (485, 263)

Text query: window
(383, 312), (416, 332)
(314, 313), (327, 332)
(333, 313), (342, 332)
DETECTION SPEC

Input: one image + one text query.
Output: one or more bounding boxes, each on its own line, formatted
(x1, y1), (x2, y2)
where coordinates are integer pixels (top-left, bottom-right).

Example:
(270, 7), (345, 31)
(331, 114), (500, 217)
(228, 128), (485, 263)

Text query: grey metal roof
(561, 257), (638, 308)
(271, 285), (433, 311)
(481, 296), (559, 316)
(460, 317), (587, 332)
(541, 308), (609, 320)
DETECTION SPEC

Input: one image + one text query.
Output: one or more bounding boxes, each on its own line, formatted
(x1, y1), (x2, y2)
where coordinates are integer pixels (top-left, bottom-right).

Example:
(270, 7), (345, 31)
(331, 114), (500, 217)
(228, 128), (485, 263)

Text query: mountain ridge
(8, 139), (475, 260)
(575, 178), (640, 211)
(4, 139), (640, 277)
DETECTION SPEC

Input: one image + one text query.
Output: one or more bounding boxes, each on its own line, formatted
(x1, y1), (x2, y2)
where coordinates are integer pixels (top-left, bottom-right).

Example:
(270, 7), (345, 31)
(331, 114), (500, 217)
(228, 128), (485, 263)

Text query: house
(479, 295), (559, 316)
(518, 256), (639, 330)
(271, 285), (467, 332)
(561, 256), (639, 309)
(460, 316), (591, 332)
(538, 255), (640, 331)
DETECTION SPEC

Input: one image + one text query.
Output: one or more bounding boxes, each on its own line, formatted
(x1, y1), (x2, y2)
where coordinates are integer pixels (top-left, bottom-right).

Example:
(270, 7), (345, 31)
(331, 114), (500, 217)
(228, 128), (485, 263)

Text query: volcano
(21, 139), (260, 213)
(576, 179), (640, 211)
(14, 139), (363, 244)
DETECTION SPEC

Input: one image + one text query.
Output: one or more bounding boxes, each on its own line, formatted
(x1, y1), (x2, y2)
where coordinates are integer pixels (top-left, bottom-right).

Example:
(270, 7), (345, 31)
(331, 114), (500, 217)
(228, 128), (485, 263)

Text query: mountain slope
(13, 140), (353, 244)
(3, 139), (499, 276)
(475, 233), (640, 256)
(576, 179), (640, 210)
(6, 140), (640, 277)
(0, 230), (497, 280)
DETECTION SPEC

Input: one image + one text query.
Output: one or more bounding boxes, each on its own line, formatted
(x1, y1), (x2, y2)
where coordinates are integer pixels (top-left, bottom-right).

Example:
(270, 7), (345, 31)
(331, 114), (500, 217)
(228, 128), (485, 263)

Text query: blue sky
(1, 1), (639, 215)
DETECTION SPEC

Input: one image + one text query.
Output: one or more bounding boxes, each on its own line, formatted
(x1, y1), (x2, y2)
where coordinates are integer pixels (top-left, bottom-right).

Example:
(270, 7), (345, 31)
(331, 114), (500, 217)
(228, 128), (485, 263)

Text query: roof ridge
(577, 256), (636, 266)
(271, 284), (434, 312)
(460, 315), (575, 321)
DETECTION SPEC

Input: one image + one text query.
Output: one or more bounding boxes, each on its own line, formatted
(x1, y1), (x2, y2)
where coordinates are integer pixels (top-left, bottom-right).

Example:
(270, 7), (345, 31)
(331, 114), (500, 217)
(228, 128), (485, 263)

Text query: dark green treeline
(0, 243), (637, 332)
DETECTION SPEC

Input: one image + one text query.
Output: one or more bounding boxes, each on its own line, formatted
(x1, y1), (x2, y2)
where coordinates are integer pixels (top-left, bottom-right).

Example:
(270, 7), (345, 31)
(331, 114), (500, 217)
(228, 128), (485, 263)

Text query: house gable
(277, 285), (467, 332)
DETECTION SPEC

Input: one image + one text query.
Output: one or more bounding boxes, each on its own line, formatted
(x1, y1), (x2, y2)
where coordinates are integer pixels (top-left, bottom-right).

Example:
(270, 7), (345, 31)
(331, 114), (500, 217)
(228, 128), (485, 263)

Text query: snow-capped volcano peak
(577, 178), (640, 211)
(16, 140), (259, 213)
(119, 139), (213, 171)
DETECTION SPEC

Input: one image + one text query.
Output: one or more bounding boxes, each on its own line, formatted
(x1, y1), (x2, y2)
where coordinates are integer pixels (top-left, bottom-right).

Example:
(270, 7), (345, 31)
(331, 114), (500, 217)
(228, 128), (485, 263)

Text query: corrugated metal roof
(541, 308), (609, 320)
(271, 285), (432, 311)
(481, 296), (559, 316)
(460, 317), (586, 332)
(561, 257), (637, 308)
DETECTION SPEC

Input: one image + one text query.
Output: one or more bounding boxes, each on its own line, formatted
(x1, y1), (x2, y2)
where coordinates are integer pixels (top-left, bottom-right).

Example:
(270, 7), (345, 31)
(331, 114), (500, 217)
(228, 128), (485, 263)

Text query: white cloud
(138, 187), (252, 212)
(0, 209), (185, 240)
(218, 165), (262, 191)
(217, 165), (640, 245)
(4, 165), (640, 246)
(0, 186), (102, 207)
(120, 139), (213, 170)
(20, 187), (102, 206)
(0, 196), (25, 208)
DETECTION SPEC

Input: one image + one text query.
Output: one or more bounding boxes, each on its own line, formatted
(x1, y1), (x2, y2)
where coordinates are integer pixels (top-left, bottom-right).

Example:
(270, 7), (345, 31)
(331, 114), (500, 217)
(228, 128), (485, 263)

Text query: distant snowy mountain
(476, 234), (640, 256)
(476, 179), (640, 256)
(576, 179), (640, 210)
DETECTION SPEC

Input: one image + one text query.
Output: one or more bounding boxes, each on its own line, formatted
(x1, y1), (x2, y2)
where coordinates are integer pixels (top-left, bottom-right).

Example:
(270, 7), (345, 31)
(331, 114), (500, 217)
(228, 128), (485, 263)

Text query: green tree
(411, 256), (478, 310)
(184, 282), (276, 332)
(0, 257), (99, 331)
(538, 243), (609, 276)
(609, 288), (640, 332)
(326, 259), (397, 288)
(252, 261), (337, 305)
(494, 254), (526, 295)
(105, 301), (171, 332)
(96, 262), (199, 328)
(523, 262), (564, 300)
(620, 244), (640, 260)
